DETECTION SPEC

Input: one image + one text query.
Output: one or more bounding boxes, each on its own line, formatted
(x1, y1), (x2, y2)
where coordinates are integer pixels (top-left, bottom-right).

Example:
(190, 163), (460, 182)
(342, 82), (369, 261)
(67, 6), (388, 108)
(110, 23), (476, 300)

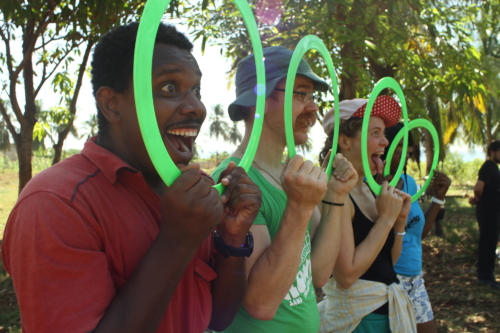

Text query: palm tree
(209, 104), (229, 141)
(227, 123), (242, 145)
(208, 104), (230, 165)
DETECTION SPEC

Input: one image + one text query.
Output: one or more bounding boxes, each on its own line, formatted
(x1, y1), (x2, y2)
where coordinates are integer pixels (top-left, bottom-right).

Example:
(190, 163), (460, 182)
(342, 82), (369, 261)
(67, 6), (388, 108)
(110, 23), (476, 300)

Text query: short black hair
(91, 22), (193, 136)
(384, 122), (415, 152)
(487, 140), (500, 156)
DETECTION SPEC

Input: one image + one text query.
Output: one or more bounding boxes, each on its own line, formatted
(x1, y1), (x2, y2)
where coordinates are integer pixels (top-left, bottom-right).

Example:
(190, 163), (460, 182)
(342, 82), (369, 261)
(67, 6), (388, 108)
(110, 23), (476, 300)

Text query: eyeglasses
(274, 88), (316, 104)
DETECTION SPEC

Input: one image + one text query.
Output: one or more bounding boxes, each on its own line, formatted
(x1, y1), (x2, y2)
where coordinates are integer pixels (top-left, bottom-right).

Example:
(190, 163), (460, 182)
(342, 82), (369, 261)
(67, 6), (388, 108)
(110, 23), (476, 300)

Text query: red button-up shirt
(2, 139), (216, 333)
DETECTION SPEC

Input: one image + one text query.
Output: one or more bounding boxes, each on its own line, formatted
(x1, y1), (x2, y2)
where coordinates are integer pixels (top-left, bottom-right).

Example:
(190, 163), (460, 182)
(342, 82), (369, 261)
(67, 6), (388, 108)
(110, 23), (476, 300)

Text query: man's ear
(95, 87), (121, 123)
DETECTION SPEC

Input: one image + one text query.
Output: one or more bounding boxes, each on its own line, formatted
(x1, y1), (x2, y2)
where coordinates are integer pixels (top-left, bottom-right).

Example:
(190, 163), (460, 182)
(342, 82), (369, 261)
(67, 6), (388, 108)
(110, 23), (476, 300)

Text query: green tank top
(212, 157), (320, 333)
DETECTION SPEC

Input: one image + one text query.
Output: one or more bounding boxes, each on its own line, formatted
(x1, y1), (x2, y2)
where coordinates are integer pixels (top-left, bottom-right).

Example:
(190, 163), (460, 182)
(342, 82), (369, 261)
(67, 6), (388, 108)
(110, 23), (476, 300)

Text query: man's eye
(192, 85), (201, 99)
(161, 83), (176, 95)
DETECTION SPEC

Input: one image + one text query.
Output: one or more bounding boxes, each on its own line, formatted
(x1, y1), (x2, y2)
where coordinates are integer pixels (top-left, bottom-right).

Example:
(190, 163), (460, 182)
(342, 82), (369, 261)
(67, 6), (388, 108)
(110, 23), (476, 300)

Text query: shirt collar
(82, 137), (137, 184)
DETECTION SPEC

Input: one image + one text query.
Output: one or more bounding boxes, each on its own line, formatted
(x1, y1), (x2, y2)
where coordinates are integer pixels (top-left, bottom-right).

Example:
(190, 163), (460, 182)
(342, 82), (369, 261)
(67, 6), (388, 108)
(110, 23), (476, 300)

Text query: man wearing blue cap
(212, 46), (358, 332)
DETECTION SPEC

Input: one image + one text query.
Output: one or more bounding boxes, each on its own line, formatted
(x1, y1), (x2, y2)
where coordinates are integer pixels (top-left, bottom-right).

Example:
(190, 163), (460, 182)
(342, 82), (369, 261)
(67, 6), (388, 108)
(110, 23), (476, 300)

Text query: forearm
(311, 202), (344, 288)
(422, 203), (442, 239)
(391, 232), (403, 264)
(335, 217), (393, 288)
(243, 204), (313, 319)
(209, 253), (246, 331)
(391, 218), (405, 263)
(94, 231), (202, 333)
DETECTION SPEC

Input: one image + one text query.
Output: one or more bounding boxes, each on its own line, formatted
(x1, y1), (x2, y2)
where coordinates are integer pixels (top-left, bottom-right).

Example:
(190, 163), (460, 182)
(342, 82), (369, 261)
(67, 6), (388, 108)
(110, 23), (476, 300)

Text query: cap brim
(228, 76), (284, 121)
(228, 73), (330, 121)
(302, 72), (329, 92)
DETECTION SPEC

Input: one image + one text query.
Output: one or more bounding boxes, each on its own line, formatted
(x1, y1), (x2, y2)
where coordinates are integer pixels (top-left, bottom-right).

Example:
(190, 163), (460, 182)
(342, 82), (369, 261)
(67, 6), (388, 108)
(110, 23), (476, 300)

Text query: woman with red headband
(318, 96), (416, 333)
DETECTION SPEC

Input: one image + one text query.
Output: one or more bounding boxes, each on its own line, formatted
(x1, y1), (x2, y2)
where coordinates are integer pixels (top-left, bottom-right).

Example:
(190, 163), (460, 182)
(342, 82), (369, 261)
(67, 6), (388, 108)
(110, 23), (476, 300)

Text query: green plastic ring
(361, 77), (409, 196)
(383, 119), (440, 202)
(284, 35), (339, 179)
(133, 0), (265, 194)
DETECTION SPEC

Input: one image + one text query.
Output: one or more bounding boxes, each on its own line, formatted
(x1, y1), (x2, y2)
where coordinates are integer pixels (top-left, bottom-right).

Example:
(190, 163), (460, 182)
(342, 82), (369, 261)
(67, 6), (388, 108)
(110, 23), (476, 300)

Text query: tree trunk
(18, 20), (37, 193)
(17, 125), (34, 193)
(337, 0), (362, 100)
(52, 139), (64, 165)
(423, 129), (434, 175)
(486, 105), (493, 144)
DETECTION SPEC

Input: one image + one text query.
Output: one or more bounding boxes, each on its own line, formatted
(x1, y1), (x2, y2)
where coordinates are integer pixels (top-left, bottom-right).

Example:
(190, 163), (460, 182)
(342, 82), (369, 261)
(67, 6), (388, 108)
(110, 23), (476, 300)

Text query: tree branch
(0, 99), (20, 145)
(0, 23), (25, 124)
(12, 6), (56, 81)
(68, 41), (93, 116)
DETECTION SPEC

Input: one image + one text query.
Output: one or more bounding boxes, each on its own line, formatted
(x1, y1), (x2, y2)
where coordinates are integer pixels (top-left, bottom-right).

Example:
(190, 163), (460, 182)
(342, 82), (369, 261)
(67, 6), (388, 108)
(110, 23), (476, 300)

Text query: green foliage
(33, 105), (74, 145)
(441, 155), (484, 186)
(182, 0), (499, 151)
(406, 153), (484, 187)
(0, 0), (148, 190)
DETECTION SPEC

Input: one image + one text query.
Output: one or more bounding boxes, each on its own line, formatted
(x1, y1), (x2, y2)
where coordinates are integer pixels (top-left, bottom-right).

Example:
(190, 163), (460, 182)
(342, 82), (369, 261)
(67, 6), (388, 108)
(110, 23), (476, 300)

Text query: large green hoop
(284, 35), (340, 179)
(133, 0), (265, 193)
(383, 119), (440, 202)
(361, 77), (409, 196)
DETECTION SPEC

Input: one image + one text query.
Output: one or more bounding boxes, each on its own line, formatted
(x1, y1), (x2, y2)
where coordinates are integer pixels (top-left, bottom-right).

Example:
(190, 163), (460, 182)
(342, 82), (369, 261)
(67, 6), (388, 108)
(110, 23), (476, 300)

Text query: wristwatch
(213, 230), (254, 258)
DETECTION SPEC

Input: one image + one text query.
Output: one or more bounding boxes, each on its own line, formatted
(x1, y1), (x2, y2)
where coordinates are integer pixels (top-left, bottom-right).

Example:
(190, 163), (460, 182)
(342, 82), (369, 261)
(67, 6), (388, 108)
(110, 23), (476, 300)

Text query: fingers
(220, 167), (253, 202)
(222, 174), (262, 216)
(284, 155), (304, 174)
(174, 165), (203, 191)
(218, 161), (237, 185)
(381, 181), (389, 194)
(321, 149), (332, 170)
(298, 159), (315, 175)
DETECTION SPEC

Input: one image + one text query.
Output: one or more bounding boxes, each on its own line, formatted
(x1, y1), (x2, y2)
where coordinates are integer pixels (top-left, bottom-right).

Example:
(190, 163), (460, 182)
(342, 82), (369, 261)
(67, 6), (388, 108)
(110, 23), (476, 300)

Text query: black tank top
(350, 195), (399, 314)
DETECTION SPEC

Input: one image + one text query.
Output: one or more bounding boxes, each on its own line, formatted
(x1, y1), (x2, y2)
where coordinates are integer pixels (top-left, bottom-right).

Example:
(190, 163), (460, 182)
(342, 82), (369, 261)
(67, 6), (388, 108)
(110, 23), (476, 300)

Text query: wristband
(394, 231), (406, 236)
(322, 200), (344, 206)
(431, 197), (445, 206)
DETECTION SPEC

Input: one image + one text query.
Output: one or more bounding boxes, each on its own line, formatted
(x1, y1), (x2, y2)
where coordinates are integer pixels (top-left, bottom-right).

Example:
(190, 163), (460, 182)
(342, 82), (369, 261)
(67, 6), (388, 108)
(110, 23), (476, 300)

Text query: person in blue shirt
(382, 122), (451, 333)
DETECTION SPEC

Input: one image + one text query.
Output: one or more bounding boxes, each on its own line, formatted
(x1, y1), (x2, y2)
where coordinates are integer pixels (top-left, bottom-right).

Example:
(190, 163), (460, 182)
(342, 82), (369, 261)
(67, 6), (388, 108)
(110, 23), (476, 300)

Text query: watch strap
(213, 230), (254, 258)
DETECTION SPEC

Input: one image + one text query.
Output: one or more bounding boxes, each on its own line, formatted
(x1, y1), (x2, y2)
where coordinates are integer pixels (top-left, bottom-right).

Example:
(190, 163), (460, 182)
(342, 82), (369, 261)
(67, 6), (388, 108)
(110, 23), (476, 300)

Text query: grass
(0, 158), (498, 331)
(421, 197), (500, 333)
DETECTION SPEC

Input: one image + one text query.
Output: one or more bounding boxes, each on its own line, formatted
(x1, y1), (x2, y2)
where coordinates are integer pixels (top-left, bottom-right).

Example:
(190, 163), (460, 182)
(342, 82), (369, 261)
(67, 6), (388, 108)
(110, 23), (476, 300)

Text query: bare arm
(474, 180), (485, 201)
(311, 153), (358, 288)
(421, 203), (442, 239)
(242, 204), (314, 320)
(310, 202), (345, 288)
(94, 167), (223, 333)
(333, 182), (403, 289)
(209, 164), (261, 331)
(241, 156), (327, 320)
(391, 191), (411, 263)
(422, 171), (451, 238)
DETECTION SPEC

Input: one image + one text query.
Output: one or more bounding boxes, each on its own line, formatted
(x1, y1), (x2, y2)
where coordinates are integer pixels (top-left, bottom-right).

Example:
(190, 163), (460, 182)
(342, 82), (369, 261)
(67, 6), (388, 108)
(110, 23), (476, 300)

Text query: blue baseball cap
(228, 46), (329, 121)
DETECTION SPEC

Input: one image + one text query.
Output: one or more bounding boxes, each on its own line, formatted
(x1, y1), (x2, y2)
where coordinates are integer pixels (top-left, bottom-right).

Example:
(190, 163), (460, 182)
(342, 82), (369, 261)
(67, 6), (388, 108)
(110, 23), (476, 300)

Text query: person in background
(212, 46), (358, 333)
(318, 97), (415, 333)
(469, 140), (500, 290)
(2, 22), (262, 333)
(383, 122), (451, 333)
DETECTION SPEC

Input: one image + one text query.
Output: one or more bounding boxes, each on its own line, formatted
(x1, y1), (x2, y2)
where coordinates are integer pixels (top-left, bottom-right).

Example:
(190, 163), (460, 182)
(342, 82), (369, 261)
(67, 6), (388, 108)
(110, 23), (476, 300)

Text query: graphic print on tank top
(284, 230), (313, 306)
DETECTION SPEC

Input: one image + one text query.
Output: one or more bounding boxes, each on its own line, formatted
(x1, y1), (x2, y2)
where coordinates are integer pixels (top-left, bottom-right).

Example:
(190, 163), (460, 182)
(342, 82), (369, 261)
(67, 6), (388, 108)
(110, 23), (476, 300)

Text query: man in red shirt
(1, 22), (261, 333)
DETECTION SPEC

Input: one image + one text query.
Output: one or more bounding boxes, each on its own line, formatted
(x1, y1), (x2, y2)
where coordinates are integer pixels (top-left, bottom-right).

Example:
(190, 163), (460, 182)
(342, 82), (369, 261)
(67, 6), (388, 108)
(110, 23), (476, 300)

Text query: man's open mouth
(165, 127), (198, 154)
